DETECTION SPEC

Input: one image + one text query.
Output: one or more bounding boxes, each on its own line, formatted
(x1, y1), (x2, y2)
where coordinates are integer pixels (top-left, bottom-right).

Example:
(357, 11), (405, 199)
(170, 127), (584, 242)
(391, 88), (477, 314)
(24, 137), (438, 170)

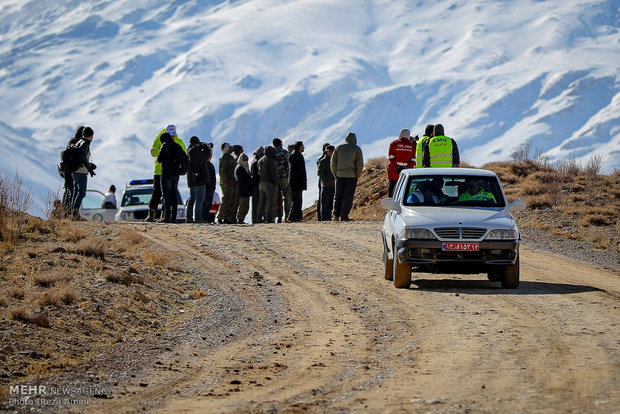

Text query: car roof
(403, 168), (497, 177)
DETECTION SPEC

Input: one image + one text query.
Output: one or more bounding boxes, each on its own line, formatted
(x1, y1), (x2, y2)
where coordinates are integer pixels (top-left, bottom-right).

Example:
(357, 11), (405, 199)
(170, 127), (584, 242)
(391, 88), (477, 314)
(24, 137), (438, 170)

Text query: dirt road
(73, 221), (618, 413)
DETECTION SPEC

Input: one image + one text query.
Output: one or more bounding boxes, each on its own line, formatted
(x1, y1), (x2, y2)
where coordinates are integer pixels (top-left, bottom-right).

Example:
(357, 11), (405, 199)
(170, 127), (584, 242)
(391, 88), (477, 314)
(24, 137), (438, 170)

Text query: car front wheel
(383, 241), (394, 280)
(392, 241), (411, 289)
(501, 259), (520, 289)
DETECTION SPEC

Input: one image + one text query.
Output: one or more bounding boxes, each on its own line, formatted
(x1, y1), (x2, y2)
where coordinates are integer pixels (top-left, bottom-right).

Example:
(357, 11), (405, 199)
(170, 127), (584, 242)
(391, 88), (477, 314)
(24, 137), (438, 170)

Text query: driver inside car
(457, 179), (496, 202)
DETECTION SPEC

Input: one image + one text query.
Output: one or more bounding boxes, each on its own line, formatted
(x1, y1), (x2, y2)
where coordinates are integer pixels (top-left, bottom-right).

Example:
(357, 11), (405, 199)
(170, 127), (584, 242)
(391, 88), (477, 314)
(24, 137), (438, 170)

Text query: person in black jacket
(234, 153), (253, 224)
(61, 125), (84, 214)
(288, 141), (307, 222)
(157, 132), (182, 223)
(71, 127), (96, 220)
(202, 144), (216, 223)
(186, 136), (208, 223)
(250, 146), (264, 224)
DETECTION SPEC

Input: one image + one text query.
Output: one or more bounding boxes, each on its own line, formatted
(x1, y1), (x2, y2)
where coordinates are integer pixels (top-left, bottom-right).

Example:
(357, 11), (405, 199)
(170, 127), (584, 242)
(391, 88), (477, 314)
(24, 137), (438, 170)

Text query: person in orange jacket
(388, 128), (416, 197)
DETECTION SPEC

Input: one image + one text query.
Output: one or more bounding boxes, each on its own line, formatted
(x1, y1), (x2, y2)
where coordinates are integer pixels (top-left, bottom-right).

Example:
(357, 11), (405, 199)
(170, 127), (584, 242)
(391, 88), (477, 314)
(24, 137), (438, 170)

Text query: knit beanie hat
(425, 124), (435, 136)
(434, 124), (445, 136)
(189, 136), (200, 145)
(399, 128), (410, 139)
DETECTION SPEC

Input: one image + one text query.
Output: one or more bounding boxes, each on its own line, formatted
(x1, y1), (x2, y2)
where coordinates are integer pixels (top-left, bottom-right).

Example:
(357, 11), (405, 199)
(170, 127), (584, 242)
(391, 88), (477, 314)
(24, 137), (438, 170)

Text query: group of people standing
(387, 123), (460, 196)
(144, 124), (365, 224)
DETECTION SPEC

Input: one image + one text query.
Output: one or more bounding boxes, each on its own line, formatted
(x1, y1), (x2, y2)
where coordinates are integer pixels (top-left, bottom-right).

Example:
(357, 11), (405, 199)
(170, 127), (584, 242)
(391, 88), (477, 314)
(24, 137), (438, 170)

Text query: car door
(383, 173), (407, 253)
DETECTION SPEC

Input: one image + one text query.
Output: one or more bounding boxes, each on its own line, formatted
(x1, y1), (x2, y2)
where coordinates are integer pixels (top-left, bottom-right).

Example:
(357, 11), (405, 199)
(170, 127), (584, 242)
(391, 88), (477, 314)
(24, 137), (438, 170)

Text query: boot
(144, 208), (156, 222)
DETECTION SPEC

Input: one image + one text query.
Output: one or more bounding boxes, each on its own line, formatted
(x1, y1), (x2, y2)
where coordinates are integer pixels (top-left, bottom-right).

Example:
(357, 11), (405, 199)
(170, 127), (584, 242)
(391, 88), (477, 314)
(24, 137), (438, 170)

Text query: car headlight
(485, 229), (518, 240)
(400, 228), (436, 239)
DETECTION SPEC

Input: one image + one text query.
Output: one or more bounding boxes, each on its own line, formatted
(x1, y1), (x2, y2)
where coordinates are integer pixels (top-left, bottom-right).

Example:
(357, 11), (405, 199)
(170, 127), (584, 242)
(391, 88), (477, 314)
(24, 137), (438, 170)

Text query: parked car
(79, 189), (117, 222)
(116, 179), (186, 222)
(381, 168), (526, 289)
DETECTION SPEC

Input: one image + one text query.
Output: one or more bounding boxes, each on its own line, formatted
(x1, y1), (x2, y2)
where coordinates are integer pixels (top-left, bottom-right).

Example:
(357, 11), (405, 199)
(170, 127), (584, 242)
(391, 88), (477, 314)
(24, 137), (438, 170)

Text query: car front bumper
(395, 238), (519, 267)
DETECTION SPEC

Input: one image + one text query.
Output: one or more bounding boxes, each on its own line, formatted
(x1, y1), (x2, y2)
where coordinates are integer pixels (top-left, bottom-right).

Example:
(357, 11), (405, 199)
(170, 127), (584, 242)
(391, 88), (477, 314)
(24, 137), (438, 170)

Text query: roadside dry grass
(0, 216), (207, 387)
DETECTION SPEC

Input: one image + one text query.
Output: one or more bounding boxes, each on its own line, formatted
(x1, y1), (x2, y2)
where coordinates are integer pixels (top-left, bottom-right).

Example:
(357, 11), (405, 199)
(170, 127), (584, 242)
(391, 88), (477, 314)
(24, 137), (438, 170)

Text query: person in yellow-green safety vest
(422, 124), (460, 168)
(145, 124), (187, 222)
(457, 179), (496, 202)
(415, 124), (435, 168)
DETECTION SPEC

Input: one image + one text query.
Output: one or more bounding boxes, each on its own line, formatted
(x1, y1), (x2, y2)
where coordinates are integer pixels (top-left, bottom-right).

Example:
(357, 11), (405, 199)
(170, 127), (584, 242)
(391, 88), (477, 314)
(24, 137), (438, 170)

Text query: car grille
(434, 227), (486, 240)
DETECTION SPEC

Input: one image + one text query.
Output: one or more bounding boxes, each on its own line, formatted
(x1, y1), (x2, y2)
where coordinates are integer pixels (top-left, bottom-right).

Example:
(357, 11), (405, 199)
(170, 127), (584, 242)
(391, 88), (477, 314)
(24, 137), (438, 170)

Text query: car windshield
(121, 188), (153, 207)
(401, 175), (505, 207)
(121, 187), (183, 207)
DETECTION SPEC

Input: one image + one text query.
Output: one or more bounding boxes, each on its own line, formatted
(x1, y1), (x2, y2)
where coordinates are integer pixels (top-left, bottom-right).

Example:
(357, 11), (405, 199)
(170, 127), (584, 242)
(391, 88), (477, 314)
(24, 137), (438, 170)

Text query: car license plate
(442, 242), (479, 251)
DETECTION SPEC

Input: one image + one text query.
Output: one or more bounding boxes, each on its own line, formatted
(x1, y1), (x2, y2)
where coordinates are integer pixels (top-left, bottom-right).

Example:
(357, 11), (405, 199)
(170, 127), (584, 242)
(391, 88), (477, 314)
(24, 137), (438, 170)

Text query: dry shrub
(3, 286), (25, 300)
(141, 249), (172, 267)
(55, 222), (89, 242)
(579, 214), (611, 227)
(365, 157), (388, 170)
(193, 288), (207, 299)
(37, 286), (77, 307)
(119, 229), (145, 246)
(72, 238), (106, 259)
(584, 153), (604, 181)
(30, 271), (62, 287)
(525, 194), (555, 209)
(556, 158), (582, 177)
(7, 306), (33, 322)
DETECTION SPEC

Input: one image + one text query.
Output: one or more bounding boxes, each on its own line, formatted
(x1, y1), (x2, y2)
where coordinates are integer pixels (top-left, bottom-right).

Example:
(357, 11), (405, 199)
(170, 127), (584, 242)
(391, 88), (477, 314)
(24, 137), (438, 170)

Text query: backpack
(176, 144), (189, 176)
(60, 144), (81, 172)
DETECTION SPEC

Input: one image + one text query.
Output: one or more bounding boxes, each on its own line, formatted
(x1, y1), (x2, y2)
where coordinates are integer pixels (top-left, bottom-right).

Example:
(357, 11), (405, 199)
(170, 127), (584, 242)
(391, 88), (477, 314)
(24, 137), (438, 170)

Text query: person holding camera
(387, 128), (416, 197)
(71, 126), (96, 220)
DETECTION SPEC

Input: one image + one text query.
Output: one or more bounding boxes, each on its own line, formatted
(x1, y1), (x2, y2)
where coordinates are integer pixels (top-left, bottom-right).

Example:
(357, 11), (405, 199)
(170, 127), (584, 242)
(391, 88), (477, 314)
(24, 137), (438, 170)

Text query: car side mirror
(381, 198), (400, 212)
(506, 199), (526, 213)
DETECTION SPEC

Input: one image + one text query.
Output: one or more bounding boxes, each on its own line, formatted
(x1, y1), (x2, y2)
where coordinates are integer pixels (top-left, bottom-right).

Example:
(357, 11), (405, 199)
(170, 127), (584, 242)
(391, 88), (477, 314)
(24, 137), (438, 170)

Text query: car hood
(398, 206), (517, 229)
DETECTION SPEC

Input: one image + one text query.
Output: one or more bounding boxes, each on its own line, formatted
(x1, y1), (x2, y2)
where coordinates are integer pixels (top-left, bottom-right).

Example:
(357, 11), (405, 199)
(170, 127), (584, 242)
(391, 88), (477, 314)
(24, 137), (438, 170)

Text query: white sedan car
(381, 168), (526, 289)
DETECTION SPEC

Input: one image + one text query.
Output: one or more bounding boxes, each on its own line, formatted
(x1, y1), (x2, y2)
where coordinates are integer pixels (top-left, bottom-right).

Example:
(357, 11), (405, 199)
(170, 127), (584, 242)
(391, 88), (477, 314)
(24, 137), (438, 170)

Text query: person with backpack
(71, 127), (96, 220)
(186, 136), (209, 223)
(234, 153), (253, 224)
(146, 124), (186, 222)
(59, 125), (84, 214)
(157, 132), (184, 223)
(257, 146), (279, 223)
(416, 124), (434, 168)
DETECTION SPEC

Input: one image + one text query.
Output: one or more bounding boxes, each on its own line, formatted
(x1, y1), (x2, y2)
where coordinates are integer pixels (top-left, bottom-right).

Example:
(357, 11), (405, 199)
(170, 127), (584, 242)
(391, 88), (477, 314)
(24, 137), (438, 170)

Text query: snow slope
(0, 0), (618, 215)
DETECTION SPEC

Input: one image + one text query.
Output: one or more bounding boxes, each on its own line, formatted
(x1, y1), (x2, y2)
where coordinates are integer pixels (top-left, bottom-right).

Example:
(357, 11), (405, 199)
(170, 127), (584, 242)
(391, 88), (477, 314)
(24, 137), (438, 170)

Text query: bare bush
(0, 173), (34, 245)
(556, 158), (581, 177)
(584, 153), (604, 181)
(511, 142), (532, 163)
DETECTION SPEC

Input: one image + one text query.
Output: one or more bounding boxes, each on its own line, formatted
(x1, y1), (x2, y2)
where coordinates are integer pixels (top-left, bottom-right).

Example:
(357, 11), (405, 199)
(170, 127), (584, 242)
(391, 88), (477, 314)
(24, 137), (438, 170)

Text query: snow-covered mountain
(1, 0), (619, 215)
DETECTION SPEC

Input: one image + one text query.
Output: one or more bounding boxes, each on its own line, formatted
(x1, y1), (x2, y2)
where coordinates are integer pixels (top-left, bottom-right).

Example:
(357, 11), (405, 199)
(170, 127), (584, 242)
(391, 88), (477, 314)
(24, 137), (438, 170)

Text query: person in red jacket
(388, 128), (416, 197)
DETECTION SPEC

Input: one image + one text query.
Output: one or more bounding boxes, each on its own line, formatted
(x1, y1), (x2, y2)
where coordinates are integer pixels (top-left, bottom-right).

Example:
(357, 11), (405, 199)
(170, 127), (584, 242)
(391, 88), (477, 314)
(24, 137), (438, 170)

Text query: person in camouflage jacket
(273, 138), (292, 222)
(217, 142), (238, 224)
